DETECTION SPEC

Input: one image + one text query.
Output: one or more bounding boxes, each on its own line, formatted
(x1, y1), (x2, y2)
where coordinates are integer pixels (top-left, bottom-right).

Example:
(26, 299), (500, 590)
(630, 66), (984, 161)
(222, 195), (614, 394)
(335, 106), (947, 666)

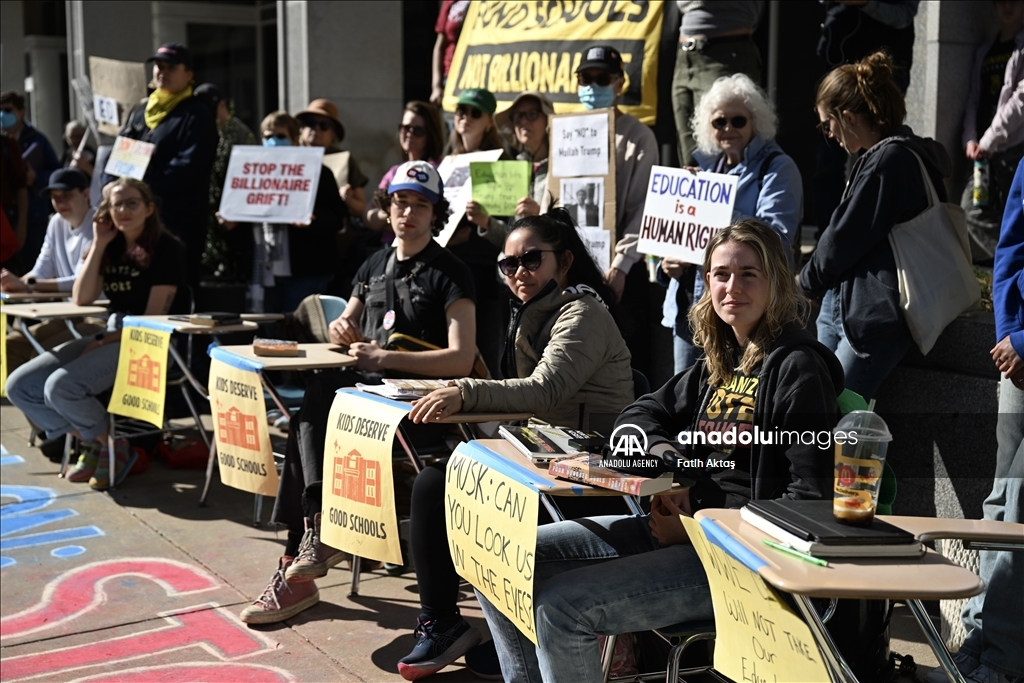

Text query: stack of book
(741, 500), (924, 558)
(497, 425), (604, 465)
(356, 379), (450, 400)
(548, 453), (674, 496)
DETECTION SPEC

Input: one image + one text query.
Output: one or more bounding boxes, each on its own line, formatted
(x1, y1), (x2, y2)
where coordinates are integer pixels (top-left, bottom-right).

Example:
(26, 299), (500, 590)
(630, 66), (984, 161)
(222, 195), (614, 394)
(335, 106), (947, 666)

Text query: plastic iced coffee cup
(832, 411), (892, 526)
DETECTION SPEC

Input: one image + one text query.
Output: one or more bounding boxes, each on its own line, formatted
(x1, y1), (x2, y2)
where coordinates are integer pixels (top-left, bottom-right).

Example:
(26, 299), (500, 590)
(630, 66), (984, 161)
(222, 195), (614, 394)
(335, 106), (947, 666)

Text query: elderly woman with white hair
(660, 72), (803, 372)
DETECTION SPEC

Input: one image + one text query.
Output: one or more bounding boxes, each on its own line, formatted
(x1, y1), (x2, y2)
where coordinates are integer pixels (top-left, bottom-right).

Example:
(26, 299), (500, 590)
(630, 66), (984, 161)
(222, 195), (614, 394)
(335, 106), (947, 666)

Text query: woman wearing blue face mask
(247, 110), (345, 312)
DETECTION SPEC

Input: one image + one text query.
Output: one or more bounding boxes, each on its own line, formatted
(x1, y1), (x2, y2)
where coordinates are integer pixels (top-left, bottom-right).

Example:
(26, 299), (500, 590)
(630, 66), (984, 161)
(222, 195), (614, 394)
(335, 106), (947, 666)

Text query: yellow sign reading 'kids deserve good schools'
(108, 318), (173, 428)
(208, 350), (278, 497)
(446, 441), (541, 644)
(444, 1), (664, 124)
(681, 515), (830, 683)
(320, 389), (409, 566)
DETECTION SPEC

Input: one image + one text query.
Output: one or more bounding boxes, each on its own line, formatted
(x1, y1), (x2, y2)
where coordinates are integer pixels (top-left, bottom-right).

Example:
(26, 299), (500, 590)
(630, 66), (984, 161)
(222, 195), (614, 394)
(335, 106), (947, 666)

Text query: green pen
(762, 539), (829, 567)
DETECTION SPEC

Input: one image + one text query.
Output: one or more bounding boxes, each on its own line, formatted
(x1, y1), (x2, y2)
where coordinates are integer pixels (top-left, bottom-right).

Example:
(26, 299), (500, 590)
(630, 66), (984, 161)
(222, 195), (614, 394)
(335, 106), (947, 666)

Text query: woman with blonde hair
(480, 218), (844, 682)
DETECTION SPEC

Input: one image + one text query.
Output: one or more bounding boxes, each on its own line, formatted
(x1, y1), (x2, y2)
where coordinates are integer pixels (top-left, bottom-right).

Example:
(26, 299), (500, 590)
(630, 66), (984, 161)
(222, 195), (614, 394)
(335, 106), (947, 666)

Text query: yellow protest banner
(320, 389), (409, 565)
(208, 353), (278, 497)
(682, 516), (830, 683)
(1, 312), (7, 398)
(444, 1), (665, 124)
(107, 320), (172, 428)
(445, 441), (540, 644)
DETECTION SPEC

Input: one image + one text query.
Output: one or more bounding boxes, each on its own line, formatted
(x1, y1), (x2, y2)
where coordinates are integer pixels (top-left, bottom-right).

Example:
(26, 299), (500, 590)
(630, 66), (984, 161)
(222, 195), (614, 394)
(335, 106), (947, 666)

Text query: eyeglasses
(299, 118), (333, 132)
(512, 109), (543, 126)
(577, 72), (615, 87)
(455, 105), (483, 120)
(497, 249), (556, 278)
(711, 116), (749, 130)
(262, 133), (289, 141)
(111, 199), (144, 213)
(398, 123), (426, 138)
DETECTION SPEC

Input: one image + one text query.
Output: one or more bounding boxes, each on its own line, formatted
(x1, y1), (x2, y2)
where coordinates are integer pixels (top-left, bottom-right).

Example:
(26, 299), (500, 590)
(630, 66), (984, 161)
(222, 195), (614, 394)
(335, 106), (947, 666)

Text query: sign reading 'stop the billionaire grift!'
(218, 146), (324, 224)
(638, 166), (738, 264)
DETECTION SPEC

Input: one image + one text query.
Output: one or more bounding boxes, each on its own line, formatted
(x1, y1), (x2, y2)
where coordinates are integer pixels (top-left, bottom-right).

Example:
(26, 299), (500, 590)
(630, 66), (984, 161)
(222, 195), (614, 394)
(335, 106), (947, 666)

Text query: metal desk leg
(16, 317), (46, 355)
(63, 318), (84, 339)
(624, 495), (645, 516)
(457, 423), (475, 442)
(395, 424), (424, 472)
(539, 493), (564, 522)
(106, 416), (117, 491)
(200, 439), (218, 506)
(253, 495), (263, 527)
(794, 594), (860, 683)
(350, 556), (362, 597)
(60, 433), (74, 477)
(907, 600), (968, 683)
(259, 373), (292, 423)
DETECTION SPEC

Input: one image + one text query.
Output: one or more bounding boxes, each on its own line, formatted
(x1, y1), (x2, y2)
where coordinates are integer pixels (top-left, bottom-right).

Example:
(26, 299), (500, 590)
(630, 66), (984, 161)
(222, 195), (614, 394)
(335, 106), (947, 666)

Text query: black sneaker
(465, 640), (503, 680)
(397, 614), (481, 681)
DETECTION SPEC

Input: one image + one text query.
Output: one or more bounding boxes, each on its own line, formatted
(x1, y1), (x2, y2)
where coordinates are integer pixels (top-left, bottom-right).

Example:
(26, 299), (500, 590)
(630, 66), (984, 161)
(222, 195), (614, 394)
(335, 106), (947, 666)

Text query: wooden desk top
(432, 411), (533, 424)
(0, 301), (109, 319)
(883, 515), (1024, 545)
(1, 292), (68, 303)
(216, 343), (357, 370)
(144, 315), (259, 335)
(696, 508), (985, 600)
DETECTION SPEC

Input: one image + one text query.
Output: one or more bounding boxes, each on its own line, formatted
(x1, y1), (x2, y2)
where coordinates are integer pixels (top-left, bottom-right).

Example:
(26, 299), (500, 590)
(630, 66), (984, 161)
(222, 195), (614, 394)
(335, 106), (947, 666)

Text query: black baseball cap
(42, 168), (89, 196)
(146, 43), (194, 70)
(193, 83), (223, 111)
(576, 45), (624, 75)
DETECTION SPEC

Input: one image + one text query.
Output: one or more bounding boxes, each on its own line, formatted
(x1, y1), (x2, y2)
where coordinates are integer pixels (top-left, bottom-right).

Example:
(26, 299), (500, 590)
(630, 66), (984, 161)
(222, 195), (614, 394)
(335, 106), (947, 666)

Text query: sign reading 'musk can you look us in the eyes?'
(107, 317), (174, 428)
(320, 389), (409, 565)
(208, 348), (278, 497)
(638, 166), (738, 264)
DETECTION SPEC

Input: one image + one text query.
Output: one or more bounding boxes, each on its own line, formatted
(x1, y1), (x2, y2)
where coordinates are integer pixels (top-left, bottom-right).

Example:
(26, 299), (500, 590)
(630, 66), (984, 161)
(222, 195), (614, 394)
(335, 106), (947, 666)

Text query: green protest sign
(470, 161), (530, 216)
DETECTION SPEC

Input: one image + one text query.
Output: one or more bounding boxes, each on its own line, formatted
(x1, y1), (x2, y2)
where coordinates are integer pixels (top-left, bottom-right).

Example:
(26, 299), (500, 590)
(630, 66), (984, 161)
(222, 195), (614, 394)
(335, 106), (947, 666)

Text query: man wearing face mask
(575, 45), (660, 378)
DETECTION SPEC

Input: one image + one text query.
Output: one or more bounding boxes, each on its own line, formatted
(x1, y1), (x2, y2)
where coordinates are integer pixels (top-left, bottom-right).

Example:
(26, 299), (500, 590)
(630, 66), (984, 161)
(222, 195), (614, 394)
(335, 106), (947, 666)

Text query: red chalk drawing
(68, 662), (294, 682)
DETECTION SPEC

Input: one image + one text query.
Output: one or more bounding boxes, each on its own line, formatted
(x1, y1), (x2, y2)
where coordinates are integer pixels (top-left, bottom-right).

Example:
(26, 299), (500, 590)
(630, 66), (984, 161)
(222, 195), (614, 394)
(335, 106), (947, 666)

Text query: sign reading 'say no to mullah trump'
(638, 166), (738, 264)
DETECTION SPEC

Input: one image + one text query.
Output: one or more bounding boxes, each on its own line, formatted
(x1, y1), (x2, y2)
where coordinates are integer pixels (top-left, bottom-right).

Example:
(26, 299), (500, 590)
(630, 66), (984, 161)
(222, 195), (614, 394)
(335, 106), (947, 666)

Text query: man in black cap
(105, 42), (217, 283)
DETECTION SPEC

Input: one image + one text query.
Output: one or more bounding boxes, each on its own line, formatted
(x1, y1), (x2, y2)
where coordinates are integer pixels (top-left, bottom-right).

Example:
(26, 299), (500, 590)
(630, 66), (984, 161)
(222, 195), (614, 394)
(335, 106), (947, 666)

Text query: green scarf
(144, 86), (193, 130)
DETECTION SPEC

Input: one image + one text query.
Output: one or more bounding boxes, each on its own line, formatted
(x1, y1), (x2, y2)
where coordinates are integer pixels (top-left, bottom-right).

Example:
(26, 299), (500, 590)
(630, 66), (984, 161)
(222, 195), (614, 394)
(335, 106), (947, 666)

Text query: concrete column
(1, 1), (26, 94)
(24, 35), (67, 151)
(279, 0), (404, 187)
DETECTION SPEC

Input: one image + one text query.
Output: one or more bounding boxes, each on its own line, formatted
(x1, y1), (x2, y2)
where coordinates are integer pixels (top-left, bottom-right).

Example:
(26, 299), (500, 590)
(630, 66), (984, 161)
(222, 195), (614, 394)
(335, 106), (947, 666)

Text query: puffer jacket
(455, 281), (633, 429)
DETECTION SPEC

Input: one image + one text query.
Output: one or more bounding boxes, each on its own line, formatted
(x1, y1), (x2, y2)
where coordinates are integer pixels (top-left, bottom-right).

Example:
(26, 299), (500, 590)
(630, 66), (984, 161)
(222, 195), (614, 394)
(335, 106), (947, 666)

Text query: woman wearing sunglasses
(661, 72), (803, 373)
(365, 101), (446, 235)
(395, 208), (634, 680)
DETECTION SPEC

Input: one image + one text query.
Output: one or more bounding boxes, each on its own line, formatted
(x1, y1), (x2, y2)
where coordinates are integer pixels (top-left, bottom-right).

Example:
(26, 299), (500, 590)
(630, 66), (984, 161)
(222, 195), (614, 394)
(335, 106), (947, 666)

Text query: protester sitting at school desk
(572, 45), (660, 380)
(478, 219), (844, 682)
(105, 43), (217, 283)
(5, 178), (186, 490)
(395, 208), (635, 680)
(0, 168), (105, 372)
(661, 73), (803, 373)
(800, 51), (952, 400)
(243, 111), (344, 314)
(364, 101), (447, 240)
(477, 91), (556, 249)
(239, 161), (478, 625)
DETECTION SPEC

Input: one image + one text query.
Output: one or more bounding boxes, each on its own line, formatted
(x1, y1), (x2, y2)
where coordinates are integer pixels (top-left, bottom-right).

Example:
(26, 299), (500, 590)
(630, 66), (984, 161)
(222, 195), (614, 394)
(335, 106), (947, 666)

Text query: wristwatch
(25, 276), (36, 294)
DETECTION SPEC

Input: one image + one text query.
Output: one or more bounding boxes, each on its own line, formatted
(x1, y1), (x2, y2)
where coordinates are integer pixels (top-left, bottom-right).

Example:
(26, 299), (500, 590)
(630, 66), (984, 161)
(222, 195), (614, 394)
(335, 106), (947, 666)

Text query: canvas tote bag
(888, 150), (981, 354)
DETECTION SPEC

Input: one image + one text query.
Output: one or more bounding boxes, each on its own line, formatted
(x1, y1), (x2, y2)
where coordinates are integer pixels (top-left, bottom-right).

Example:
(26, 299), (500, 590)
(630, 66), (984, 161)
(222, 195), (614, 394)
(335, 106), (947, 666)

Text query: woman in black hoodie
(801, 51), (952, 400)
(479, 219), (844, 682)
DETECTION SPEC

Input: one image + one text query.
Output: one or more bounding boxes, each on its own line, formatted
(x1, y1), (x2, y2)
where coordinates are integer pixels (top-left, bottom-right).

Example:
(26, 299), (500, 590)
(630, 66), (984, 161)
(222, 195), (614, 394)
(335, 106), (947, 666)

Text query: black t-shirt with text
(103, 231), (187, 315)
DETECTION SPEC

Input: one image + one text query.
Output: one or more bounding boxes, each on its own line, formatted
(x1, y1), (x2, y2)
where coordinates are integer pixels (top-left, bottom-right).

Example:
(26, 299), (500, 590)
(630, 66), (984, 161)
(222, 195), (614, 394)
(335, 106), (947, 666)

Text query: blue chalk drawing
(0, 446), (105, 567)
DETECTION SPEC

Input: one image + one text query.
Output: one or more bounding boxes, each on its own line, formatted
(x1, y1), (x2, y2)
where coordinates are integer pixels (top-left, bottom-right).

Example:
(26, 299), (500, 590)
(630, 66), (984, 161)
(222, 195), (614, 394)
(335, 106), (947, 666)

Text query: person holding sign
(5, 178), (186, 490)
(395, 208), (634, 680)
(240, 161), (478, 625)
(480, 220), (844, 682)
(801, 52), (952, 400)
(661, 73), (803, 373)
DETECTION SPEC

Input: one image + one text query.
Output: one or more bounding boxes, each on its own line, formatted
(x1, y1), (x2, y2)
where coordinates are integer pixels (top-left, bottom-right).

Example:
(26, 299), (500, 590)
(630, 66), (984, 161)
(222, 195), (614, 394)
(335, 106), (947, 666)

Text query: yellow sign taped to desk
(682, 516), (830, 683)
(108, 324), (171, 428)
(1, 312), (7, 398)
(320, 390), (409, 565)
(209, 357), (278, 497)
(446, 442), (540, 644)
(444, 1), (664, 125)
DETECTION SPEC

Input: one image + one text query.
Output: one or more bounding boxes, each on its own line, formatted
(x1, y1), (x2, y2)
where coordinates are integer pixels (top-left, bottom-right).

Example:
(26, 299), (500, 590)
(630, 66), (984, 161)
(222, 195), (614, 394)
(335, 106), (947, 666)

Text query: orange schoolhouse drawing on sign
(127, 354), (161, 392)
(332, 448), (382, 507)
(217, 406), (261, 451)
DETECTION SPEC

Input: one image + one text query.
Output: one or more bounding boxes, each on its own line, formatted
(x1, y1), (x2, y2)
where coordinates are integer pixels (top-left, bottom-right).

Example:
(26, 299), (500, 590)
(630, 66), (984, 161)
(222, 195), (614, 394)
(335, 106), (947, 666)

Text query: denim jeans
(959, 377), (1024, 677)
(477, 514), (713, 682)
(5, 336), (121, 441)
(815, 288), (912, 399)
(673, 335), (700, 375)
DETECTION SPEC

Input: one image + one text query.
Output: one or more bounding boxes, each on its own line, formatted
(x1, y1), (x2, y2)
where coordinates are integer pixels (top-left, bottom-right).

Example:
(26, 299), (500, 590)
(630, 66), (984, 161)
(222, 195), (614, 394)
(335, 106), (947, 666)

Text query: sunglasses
(300, 118), (333, 132)
(711, 116), (749, 130)
(455, 105), (483, 119)
(577, 72), (615, 87)
(512, 109), (543, 126)
(398, 123), (426, 138)
(497, 249), (555, 278)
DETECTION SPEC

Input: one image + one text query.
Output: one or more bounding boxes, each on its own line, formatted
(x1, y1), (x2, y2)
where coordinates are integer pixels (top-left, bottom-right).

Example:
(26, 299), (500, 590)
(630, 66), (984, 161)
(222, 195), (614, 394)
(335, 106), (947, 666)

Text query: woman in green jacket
(396, 208), (634, 680)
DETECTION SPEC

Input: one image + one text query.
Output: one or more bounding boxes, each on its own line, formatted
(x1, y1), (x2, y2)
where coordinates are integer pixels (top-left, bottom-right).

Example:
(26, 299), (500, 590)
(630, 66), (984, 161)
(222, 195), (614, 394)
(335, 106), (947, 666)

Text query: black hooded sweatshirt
(616, 323), (845, 510)
(799, 126), (951, 355)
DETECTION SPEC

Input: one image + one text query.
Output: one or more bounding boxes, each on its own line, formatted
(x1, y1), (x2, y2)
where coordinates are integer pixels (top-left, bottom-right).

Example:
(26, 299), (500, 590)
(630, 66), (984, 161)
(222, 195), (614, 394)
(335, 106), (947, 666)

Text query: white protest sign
(551, 111), (609, 178)
(436, 149), (504, 246)
(104, 136), (156, 180)
(580, 228), (610, 273)
(637, 166), (738, 264)
(93, 94), (119, 126)
(218, 146), (325, 224)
